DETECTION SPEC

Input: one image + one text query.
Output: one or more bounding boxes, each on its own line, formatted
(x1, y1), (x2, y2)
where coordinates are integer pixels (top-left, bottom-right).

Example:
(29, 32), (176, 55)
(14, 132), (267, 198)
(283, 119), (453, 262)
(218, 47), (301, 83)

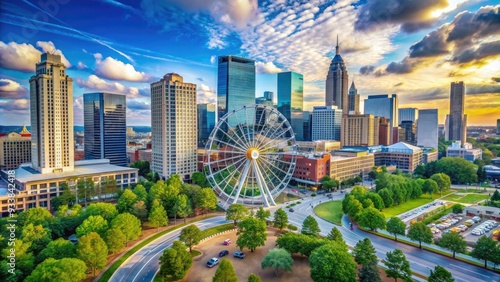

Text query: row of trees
(414, 157), (478, 185)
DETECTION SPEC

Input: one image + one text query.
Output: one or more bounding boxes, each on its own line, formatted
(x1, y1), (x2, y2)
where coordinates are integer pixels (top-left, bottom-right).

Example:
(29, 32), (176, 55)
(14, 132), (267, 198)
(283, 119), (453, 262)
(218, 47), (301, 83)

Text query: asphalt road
(109, 217), (230, 282)
(281, 193), (500, 282)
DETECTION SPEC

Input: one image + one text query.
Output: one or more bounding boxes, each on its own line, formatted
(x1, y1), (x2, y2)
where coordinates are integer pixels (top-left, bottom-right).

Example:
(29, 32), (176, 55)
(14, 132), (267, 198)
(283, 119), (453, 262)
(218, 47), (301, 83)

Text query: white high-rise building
(417, 109), (438, 150)
(30, 53), (74, 174)
(311, 106), (343, 141)
(151, 73), (197, 181)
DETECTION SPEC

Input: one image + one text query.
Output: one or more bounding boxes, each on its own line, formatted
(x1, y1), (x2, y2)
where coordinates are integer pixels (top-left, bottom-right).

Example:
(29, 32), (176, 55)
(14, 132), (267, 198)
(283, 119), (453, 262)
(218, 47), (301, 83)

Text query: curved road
(109, 217), (230, 282)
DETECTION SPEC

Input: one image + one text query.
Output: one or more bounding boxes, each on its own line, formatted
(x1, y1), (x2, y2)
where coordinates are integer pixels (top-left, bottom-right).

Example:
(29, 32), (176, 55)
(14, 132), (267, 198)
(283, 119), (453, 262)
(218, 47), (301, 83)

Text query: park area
(441, 192), (490, 204)
(380, 190), (455, 218)
(313, 201), (343, 225)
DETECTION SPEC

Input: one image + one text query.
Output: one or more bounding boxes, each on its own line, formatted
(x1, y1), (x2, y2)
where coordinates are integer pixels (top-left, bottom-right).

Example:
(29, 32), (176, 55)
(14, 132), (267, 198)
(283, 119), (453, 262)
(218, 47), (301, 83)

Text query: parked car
(206, 257), (220, 268)
(234, 251), (245, 259)
(223, 239), (231, 245)
(289, 208), (294, 212)
(219, 250), (229, 257)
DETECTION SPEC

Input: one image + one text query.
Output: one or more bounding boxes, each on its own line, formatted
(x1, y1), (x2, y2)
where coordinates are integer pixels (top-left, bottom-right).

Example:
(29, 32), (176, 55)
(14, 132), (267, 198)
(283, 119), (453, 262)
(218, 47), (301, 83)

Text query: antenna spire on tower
(335, 34), (340, 55)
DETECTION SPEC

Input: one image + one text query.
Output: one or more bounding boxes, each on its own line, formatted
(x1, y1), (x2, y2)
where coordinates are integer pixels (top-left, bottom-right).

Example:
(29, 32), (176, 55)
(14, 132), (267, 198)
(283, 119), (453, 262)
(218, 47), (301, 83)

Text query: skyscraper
(325, 36), (349, 113)
(29, 53), (74, 173)
(446, 81), (467, 144)
(399, 108), (418, 124)
(364, 94), (399, 144)
(399, 121), (416, 145)
(151, 73), (197, 181)
(417, 109), (438, 150)
(348, 81), (360, 114)
(217, 56), (255, 125)
(311, 106), (343, 141)
(197, 103), (216, 146)
(341, 114), (380, 146)
(263, 91), (275, 105)
(84, 92), (127, 166)
(277, 71), (304, 140)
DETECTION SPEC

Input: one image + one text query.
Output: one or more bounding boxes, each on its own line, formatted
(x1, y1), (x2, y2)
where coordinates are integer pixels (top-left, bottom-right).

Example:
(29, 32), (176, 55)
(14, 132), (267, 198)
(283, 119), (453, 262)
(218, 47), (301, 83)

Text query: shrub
(452, 204), (465, 214)
(287, 224), (298, 231)
(311, 193), (317, 197)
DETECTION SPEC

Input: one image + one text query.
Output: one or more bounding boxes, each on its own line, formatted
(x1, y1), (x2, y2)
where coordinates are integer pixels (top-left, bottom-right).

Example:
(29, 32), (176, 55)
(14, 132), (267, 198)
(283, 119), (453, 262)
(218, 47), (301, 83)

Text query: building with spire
(326, 36), (349, 113)
(348, 81), (359, 114)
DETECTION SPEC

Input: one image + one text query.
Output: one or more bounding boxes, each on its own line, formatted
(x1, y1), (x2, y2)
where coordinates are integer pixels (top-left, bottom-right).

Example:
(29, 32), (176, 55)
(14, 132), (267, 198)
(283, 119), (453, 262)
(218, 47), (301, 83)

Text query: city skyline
(0, 1), (499, 126)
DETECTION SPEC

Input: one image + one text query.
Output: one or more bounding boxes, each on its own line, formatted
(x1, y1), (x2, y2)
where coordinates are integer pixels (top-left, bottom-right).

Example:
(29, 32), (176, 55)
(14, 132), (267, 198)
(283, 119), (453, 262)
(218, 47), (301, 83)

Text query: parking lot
(427, 214), (499, 244)
(399, 200), (446, 224)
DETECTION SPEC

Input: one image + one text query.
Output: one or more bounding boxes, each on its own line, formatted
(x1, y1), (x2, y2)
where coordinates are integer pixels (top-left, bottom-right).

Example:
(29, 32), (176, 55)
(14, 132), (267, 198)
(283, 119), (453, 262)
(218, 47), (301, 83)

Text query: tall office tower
(417, 109), (439, 150)
(311, 106), (343, 141)
(263, 91), (275, 104)
(348, 81), (360, 114)
(197, 104), (216, 146)
(302, 111), (311, 141)
(364, 94), (399, 144)
(341, 114), (380, 146)
(83, 93), (127, 166)
(151, 73), (197, 181)
(379, 117), (391, 146)
(277, 71), (304, 140)
(217, 56), (255, 125)
(399, 108), (418, 124)
(446, 81), (467, 144)
(325, 36), (349, 113)
(399, 121), (416, 145)
(29, 53), (74, 174)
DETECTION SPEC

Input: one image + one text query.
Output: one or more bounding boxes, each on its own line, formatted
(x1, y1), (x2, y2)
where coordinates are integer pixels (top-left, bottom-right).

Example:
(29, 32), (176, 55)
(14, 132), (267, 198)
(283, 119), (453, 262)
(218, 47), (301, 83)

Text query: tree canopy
(237, 217), (267, 252)
(309, 243), (357, 282)
(386, 217), (406, 242)
(180, 224), (203, 252)
(384, 249), (412, 282)
(76, 232), (108, 277)
(110, 212), (142, 246)
(407, 222), (433, 249)
(226, 204), (250, 226)
(25, 258), (87, 282)
(357, 207), (386, 231)
(261, 248), (293, 277)
(428, 265), (455, 282)
(213, 258), (238, 282)
(301, 215), (321, 237)
(76, 215), (109, 237)
(159, 240), (192, 280)
(439, 231), (467, 258)
(273, 208), (289, 230)
(353, 238), (377, 266)
(470, 236), (500, 268)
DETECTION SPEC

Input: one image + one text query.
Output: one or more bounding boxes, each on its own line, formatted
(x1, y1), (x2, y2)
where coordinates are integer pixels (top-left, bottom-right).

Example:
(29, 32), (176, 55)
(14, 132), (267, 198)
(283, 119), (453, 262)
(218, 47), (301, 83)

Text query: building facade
(0, 132), (32, 170)
(446, 81), (467, 144)
(311, 106), (343, 141)
(446, 141), (482, 162)
(398, 108), (418, 123)
(277, 72), (304, 140)
(341, 114), (380, 146)
(288, 153), (330, 186)
(29, 53), (74, 174)
(399, 121), (416, 145)
(348, 81), (360, 114)
(151, 73), (197, 181)
(325, 38), (349, 113)
(417, 109), (439, 150)
(330, 150), (374, 181)
(364, 94), (398, 144)
(263, 91), (275, 105)
(197, 104), (216, 146)
(378, 117), (391, 146)
(217, 55), (255, 126)
(374, 142), (423, 172)
(84, 92), (127, 166)
(296, 140), (341, 153)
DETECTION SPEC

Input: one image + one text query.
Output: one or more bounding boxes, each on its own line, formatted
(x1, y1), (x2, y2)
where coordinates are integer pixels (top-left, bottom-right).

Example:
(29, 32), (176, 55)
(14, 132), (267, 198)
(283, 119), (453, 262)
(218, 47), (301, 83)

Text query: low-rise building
(464, 205), (500, 220)
(330, 150), (374, 181)
(296, 140), (341, 153)
(374, 142), (423, 172)
(446, 141), (482, 162)
(285, 153), (330, 186)
(0, 159), (138, 216)
(484, 165), (500, 182)
(423, 149), (438, 164)
(0, 131), (32, 170)
(127, 149), (153, 165)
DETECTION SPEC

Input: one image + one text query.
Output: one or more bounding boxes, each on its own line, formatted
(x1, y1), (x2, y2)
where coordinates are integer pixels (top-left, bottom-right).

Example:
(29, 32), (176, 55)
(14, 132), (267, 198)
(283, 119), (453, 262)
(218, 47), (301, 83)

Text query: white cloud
(210, 55), (217, 64)
(197, 83), (216, 104)
(76, 75), (145, 98)
(36, 41), (72, 67)
(255, 61), (282, 74)
(0, 78), (29, 99)
(0, 41), (41, 72)
(94, 53), (153, 82)
(77, 61), (88, 70)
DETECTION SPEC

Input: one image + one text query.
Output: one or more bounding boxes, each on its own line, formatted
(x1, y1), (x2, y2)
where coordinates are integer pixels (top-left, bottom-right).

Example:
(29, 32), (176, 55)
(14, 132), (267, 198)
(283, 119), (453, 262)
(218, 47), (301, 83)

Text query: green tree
(386, 217), (406, 242)
(435, 157), (477, 184)
(365, 193), (385, 210)
(21, 223), (52, 255)
(76, 215), (109, 237)
(407, 222), (433, 249)
(422, 179), (439, 198)
(130, 160), (150, 177)
(180, 224), (203, 252)
(131, 200), (148, 222)
(0, 239), (35, 281)
(326, 227), (347, 249)
(192, 171), (209, 187)
(358, 207), (386, 231)
(196, 188), (217, 215)
(37, 238), (75, 263)
(384, 249), (412, 282)
(158, 240), (192, 280)
(255, 207), (271, 222)
(309, 243), (357, 282)
(116, 189), (138, 213)
(491, 190), (500, 201)
(111, 213), (142, 246)
(76, 232), (108, 277)
(84, 202), (118, 222)
(430, 173), (451, 196)
(451, 204), (465, 214)
(353, 238), (377, 266)
(237, 216), (267, 252)
(226, 203), (249, 226)
(148, 200), (168, 232)
(273, 208), (289, 230)
(18, 207), (53, 227)
(359, 262), (382, 282)
(25, 258), (87, 282)
(175, 194), (193, 223)
(301, 215), (321, 236)
(428, 265), (455, 282)
(248, 273), (262, 282)
(104, 228), (126, 254)
(261, 248), (293, 277)
(213, 258), (238, 282)
(377, 188), (393, 208)
(133, 184), (148, 202)
(51, 189), (76, 212)
(470, 236), (499, 268)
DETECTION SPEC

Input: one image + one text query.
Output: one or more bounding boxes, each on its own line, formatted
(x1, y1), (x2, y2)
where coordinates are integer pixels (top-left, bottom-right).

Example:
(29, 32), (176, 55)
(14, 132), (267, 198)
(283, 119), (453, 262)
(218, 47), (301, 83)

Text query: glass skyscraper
(84, 92), (127, 166)
(217, 56), (255, 126)
(197, 104), (216, 146)
(278, 72), (304, 140)
(364, 94), (399, 144)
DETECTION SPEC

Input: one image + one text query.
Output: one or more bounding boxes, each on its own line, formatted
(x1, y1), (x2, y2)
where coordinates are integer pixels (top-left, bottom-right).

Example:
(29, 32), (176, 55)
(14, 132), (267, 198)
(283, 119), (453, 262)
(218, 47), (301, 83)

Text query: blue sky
(0, 0), (499, 126)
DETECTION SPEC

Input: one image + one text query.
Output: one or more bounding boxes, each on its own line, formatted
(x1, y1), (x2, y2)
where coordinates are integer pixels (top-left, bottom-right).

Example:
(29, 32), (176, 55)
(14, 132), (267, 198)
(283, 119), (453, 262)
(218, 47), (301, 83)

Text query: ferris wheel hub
(246, 148), (260, 160)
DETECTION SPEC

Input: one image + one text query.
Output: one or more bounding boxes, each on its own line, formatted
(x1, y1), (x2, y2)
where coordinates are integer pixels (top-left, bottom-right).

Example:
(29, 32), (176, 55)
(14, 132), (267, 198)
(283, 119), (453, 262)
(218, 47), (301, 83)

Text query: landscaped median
(313, 200), (343, 225)
(99, 215), (218, 282)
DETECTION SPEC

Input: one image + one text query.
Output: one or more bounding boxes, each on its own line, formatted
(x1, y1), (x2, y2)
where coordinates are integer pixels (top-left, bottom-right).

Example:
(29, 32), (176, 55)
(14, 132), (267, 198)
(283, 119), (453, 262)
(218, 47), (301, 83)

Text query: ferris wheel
(204, 105), (297, 207)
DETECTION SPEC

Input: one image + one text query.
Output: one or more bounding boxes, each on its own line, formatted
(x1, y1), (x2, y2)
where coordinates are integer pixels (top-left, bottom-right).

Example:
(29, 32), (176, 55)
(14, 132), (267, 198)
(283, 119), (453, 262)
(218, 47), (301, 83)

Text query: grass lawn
(314, 200), (343, 225)
(442, 193), (490, 204)
(381, 196), (434, 218)
(276, 192), (301, 204)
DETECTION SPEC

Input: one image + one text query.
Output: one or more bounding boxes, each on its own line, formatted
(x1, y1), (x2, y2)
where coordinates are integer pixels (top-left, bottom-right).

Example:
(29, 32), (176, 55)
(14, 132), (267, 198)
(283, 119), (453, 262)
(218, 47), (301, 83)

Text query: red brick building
(284, 153), (330, 186)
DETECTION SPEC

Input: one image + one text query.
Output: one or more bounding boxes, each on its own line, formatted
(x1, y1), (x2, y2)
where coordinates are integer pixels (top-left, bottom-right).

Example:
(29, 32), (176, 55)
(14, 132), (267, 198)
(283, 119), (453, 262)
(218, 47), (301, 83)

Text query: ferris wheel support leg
(232, 160), (251, 205)
(253, 161), (276, 206)
(252, 160), (271, 207)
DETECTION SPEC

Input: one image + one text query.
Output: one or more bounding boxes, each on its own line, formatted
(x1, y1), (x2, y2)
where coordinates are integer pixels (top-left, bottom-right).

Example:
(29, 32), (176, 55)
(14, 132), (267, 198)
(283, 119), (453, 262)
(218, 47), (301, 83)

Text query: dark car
(234, 251), (245, 259)
(300, 190), (307, 194)
(206, 257), (219, 268)
(219, 250), (229, 257)
(288, 208), (294, 212)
